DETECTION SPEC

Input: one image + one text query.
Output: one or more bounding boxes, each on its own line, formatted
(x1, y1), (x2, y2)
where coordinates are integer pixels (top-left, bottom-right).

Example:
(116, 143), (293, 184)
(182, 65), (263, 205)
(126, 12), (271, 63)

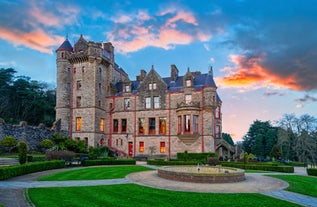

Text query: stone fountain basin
(157, 165), (245, 183)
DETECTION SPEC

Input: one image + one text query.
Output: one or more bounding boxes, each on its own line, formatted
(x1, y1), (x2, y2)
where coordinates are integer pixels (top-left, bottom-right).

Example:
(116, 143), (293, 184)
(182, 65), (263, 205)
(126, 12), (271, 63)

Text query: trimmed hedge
(177, 152), (217, 161)
(307, 168), (317, 176)
(220, 162), (294, 173)
(147, 160), (200, 166)
(0, 160), (65, 180)
(82, 159), (136, 166)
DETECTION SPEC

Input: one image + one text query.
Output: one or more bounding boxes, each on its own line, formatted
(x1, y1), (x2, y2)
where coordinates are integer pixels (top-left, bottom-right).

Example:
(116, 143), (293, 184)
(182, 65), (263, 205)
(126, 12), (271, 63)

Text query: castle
(55, 35), (222, 158)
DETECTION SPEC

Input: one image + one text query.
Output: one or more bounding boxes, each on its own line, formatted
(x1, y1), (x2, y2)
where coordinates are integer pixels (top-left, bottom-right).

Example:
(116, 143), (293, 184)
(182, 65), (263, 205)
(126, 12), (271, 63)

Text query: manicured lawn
(28, 184), (301, 207)
(38, 166), (153, 181)
(268, 175), (317, 198)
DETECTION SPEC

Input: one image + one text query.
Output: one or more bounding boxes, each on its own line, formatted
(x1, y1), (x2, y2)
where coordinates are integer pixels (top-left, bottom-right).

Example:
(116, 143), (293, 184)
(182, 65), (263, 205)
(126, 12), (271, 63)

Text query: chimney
(136, 69), (147, 81)
(170, 64), (178, 82)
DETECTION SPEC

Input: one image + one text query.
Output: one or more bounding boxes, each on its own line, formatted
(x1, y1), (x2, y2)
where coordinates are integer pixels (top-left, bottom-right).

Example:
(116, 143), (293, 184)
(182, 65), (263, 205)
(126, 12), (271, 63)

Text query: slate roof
(115, 72), (220, 101)
(56, 39), (73, 52)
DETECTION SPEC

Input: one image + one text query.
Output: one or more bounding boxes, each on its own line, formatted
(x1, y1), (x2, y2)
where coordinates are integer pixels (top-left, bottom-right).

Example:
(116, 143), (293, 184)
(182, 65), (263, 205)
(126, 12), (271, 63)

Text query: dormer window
(124, 85), (130, 92)
(186, 79), (191, 87)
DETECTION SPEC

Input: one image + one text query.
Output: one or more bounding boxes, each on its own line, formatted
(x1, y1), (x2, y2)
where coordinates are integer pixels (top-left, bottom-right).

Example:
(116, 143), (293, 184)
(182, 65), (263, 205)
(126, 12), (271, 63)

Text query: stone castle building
(55, 35), (222, 158)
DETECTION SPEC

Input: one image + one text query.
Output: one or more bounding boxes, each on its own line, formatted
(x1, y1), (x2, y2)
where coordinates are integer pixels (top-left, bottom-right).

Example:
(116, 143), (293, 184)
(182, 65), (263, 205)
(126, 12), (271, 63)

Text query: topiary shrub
(207, 157), (219, 166)
(18, 141), (27, 164)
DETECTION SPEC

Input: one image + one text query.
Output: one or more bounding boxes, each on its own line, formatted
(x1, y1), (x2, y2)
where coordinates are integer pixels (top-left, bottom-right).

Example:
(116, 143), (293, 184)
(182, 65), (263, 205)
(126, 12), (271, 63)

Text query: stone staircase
(0, 158), (19, 166)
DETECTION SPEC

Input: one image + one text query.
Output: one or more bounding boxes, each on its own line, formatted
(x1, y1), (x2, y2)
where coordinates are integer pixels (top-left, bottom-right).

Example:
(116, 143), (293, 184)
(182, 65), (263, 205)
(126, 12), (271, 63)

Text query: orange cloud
(217, 54), (303, 91)
(0, 26), (63, 54)
(165, 11), (198, 27)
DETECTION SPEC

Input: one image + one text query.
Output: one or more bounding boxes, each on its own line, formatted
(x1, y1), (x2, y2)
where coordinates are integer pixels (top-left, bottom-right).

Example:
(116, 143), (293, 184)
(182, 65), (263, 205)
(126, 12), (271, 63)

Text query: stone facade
(56, 35), (222, 158)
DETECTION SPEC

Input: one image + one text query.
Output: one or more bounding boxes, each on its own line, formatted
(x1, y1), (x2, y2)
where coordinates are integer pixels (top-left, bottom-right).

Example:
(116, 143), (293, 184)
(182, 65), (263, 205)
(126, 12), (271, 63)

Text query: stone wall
(0, 119), (59, 151)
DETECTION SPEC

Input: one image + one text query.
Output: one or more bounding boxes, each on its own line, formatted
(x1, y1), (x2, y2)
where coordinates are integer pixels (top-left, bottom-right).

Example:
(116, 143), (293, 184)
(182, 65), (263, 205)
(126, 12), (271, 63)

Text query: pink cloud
(108, 8), (211, 54)
(29, 6), (60, 27)
(165, 11), (198, 27)
(0, 26), (63, 54)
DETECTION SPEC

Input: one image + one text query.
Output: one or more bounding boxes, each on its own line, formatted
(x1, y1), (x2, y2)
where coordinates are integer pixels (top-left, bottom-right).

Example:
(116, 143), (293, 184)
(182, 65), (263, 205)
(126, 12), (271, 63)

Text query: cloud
(295, 95), (317, 103)
(216, 1), (317, 91)
(107, 7), (211, 54)
(0, 1), (79, 54)
(217, 53), (309, 91)
(0, 26), (63, 54)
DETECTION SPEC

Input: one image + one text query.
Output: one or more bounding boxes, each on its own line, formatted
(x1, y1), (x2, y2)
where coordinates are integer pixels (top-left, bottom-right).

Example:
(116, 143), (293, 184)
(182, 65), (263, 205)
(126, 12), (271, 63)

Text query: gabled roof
(115, 69), (218, 96)
(56, 39), (73, 52)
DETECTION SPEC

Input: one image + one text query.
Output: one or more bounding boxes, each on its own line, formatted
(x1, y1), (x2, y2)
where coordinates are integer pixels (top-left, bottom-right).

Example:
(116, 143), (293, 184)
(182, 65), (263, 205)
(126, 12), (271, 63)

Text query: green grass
(28, 184), (301, 207)
(268, 175), (317, 197)
(38, 166), (153, 181)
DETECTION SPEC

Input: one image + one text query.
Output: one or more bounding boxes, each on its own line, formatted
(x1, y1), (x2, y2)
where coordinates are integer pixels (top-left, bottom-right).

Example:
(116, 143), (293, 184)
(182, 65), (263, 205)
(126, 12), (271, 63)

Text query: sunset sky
(0, 0), (316, 142)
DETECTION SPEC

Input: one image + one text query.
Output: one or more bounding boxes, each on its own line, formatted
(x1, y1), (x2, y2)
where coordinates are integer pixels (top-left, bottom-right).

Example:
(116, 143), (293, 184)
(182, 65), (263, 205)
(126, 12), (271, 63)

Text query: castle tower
(55, 37), (73, 133)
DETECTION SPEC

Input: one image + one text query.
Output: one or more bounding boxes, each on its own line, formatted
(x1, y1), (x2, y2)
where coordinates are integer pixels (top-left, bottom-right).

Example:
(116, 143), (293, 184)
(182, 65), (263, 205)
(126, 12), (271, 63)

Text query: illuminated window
(149, 118), (155, 134)
(186, 79), (191, 87)
(113, 119), (118, 132)
(185, 94), (191, 104)
(76, 117), (82, 131)
(184, 115), (190, 133)
(139, 118), (145, 134)
(100, 118), (105, 132)
(149, 83), (157, 90)
(193, 115), (198, 134)
(145, 97), (151, 109)
(160, 142), (166, 153)
(159, 118), (166, 134)
(77, 80), (82, 89)
(154, 96), (160, 109)
(177, 116), (182, 134)
(139, 142), (144, 153)
(121, 119), (127, 132)
(124, 98), (130, 110)
(76, 96), (81, 107)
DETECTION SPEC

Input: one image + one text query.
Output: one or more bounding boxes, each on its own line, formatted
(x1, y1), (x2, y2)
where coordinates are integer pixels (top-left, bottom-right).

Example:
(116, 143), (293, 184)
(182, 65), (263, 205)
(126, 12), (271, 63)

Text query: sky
(0, 0), (316, 142)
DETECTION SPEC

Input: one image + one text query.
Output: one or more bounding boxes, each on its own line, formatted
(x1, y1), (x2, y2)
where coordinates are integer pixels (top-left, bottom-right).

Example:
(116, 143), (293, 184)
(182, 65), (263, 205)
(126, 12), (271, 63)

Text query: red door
(128, 142), (133, 158)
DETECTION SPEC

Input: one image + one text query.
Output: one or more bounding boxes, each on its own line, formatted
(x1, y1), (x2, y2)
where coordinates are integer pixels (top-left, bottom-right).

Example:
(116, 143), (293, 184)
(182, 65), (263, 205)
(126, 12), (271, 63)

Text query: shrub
(307, 168), (317, 176)
(147, 160), (199, 166)
(45, 151), (75, 161)
(0, 160), (65, 180)
(18, 141), (27, 164)
(40, 139), (54, 149)
(82, 159), (135, 166)
(207, 157), (219, 166)
(0, 136), (18, 152)
(177, 152), (217, 161)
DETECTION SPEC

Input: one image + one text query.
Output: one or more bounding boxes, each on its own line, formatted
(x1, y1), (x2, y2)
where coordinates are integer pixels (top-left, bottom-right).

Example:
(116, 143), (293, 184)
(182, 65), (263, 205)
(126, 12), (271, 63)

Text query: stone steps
(0, 158), (19, 166)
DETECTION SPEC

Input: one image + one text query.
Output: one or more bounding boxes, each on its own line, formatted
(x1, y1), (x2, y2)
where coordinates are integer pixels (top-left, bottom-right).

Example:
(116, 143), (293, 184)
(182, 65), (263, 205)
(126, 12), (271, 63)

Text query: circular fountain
(157, 165), (245, 183)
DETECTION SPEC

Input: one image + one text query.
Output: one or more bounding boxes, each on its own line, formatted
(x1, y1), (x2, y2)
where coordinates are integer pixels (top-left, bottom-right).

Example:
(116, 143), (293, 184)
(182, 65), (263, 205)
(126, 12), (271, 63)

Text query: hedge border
(307, 168), (317, 176)
(0, 160), (65, 180)
(147, 160), (200, 166)
(220, 162), (294, 173)
(82, 159), (136, 166)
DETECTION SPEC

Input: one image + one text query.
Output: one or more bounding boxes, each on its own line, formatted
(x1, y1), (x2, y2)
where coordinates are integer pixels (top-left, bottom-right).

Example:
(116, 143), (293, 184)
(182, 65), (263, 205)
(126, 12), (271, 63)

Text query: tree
(277, 114), (317, 163)
(222, 133), (234, 145)
(18, 141), (27, 164)
(0, 68), (56, 126)
(242, 120), (278, 158)
(270, 145), (283, 160)
(0, 136), (18, 152)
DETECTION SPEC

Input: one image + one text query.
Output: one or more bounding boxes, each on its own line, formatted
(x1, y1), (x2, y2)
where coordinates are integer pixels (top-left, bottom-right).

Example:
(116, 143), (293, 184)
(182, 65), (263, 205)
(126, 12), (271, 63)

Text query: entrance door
(128, 142), (133, 158)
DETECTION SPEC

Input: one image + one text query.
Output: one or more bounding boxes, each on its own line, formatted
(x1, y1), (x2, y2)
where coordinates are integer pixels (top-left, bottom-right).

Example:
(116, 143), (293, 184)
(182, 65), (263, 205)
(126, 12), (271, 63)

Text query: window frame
(76, 117), (82, 131)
